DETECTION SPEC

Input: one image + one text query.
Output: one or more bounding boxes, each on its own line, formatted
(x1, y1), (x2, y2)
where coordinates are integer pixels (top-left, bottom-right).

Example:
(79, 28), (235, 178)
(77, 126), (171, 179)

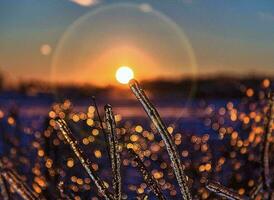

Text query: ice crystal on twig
(129, 79), (192, 200)
(1, 169), (39, 200)
(249, 179), (262, 199)
(92, 96), (112, 163)
(0, 174), (9, 200)
(0, 159), (39, 200)
(56, 119), (114, 200)
(206, 180), (249, 200)
(137, 194), (149, 200)
(57, 181), (73, 200)
(261, 92), (274, 196)
(104, 104), (122, 200)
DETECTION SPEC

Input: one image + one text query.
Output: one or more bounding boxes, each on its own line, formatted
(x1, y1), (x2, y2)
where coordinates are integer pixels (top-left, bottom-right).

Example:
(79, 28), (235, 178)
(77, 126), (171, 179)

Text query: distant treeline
(1, 75), (273, 99)
(142, 76), (274, 99)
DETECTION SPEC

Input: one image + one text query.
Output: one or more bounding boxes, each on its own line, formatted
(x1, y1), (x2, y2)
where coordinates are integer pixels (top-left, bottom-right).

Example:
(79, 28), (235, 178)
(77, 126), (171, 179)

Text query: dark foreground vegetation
(0, 77), (273, 199)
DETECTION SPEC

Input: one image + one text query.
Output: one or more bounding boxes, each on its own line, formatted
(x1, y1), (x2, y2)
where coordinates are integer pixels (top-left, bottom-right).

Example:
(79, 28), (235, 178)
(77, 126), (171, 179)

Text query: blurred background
(0, 0), (273, 199)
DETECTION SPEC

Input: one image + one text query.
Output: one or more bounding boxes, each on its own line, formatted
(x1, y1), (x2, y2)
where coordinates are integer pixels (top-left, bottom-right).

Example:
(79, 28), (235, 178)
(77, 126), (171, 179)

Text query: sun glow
(116, 66), (134, 84)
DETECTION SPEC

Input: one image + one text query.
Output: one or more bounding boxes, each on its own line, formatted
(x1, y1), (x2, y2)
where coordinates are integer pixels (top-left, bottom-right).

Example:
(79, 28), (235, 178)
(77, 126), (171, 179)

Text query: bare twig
(56, 119), (114, 200)
(137, 194), (149, 200)
(249, 179), (262, 199)
(206, 180), (249, 200)
(57, 181), (73, 200)
(128, 148), (166, 200)
(143, 195), (149, 200)
(262, 92), (274, 195)
(104, 104), (122, 200)
(0, 174), (9, 200)
(1, 169), (38, 200)
(92, 96), (112, 163)
(0, 160), (38, 200)
(129, 79), (192, 200)
(0, 159), (39, 200)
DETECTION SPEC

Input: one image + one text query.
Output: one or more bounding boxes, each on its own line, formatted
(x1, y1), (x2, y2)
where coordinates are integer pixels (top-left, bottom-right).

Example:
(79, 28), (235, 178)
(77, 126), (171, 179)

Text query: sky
(0, 0), (274, 86)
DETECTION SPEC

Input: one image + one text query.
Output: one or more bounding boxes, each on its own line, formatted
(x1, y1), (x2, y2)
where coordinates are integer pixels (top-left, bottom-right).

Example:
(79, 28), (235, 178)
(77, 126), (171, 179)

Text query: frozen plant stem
(57, 181), (73, 200)
(128, 148), (166, 200)
(129, 79), (192, 200)
(206, 180), (249, 200)
(262, 92), (274, 195)
(56, 119), (114, 200)
(1, 170), (38, 200)
(249, 179), (262, 199)
(104, 105), (122, 200)
(0, 159), (38, 200)
(0, 174), (9, 200)
(0, 160), (9, 200)
(92, 96), (112, 163)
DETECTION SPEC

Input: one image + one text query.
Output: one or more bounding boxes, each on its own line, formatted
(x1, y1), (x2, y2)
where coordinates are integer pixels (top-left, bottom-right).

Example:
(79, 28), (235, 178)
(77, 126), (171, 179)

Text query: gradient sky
(0, 0), (274, 86)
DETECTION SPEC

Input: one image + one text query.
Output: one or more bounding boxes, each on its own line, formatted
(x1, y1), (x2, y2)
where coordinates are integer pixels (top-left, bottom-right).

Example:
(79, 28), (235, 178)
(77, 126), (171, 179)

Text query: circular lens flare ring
(116, 66), (134, 84)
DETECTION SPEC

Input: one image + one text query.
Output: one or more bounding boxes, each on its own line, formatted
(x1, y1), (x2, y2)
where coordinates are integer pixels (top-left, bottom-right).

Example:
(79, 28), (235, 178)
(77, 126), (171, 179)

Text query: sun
(115, 66), (134, 84)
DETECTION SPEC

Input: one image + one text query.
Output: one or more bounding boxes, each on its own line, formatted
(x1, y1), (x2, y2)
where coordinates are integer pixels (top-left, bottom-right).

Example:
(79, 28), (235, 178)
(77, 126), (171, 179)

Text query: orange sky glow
(1, 1), (273, 87)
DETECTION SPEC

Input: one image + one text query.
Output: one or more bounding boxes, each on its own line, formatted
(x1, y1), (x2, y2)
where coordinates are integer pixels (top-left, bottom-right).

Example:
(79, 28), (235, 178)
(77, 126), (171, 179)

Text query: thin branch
(206, 180), (249, 200)
(249, 179), (262, 199)
(0, 174), (9, 200)
(262, 92), (274, 195)
(104, 104), (122, 200)
(55, 119), (114, 200)
(129, 79), (192, 200)
(92, 96), (112, 163)
(137, 194), (149, 200)
(57, 181), (74, 200)
(1, 169), (38, 200)
(127, 148), (166, 200)
(142, 195), (149, 200)
(0, 159), (39, 200)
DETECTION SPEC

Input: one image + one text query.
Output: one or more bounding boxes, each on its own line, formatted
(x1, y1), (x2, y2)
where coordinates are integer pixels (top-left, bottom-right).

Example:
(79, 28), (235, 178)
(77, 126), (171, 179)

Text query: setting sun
(115, 66), (134, 84)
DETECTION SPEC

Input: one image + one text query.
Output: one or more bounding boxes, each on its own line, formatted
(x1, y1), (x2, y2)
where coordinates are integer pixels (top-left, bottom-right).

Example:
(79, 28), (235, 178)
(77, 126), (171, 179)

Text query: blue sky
(0, 0), (273, 85)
